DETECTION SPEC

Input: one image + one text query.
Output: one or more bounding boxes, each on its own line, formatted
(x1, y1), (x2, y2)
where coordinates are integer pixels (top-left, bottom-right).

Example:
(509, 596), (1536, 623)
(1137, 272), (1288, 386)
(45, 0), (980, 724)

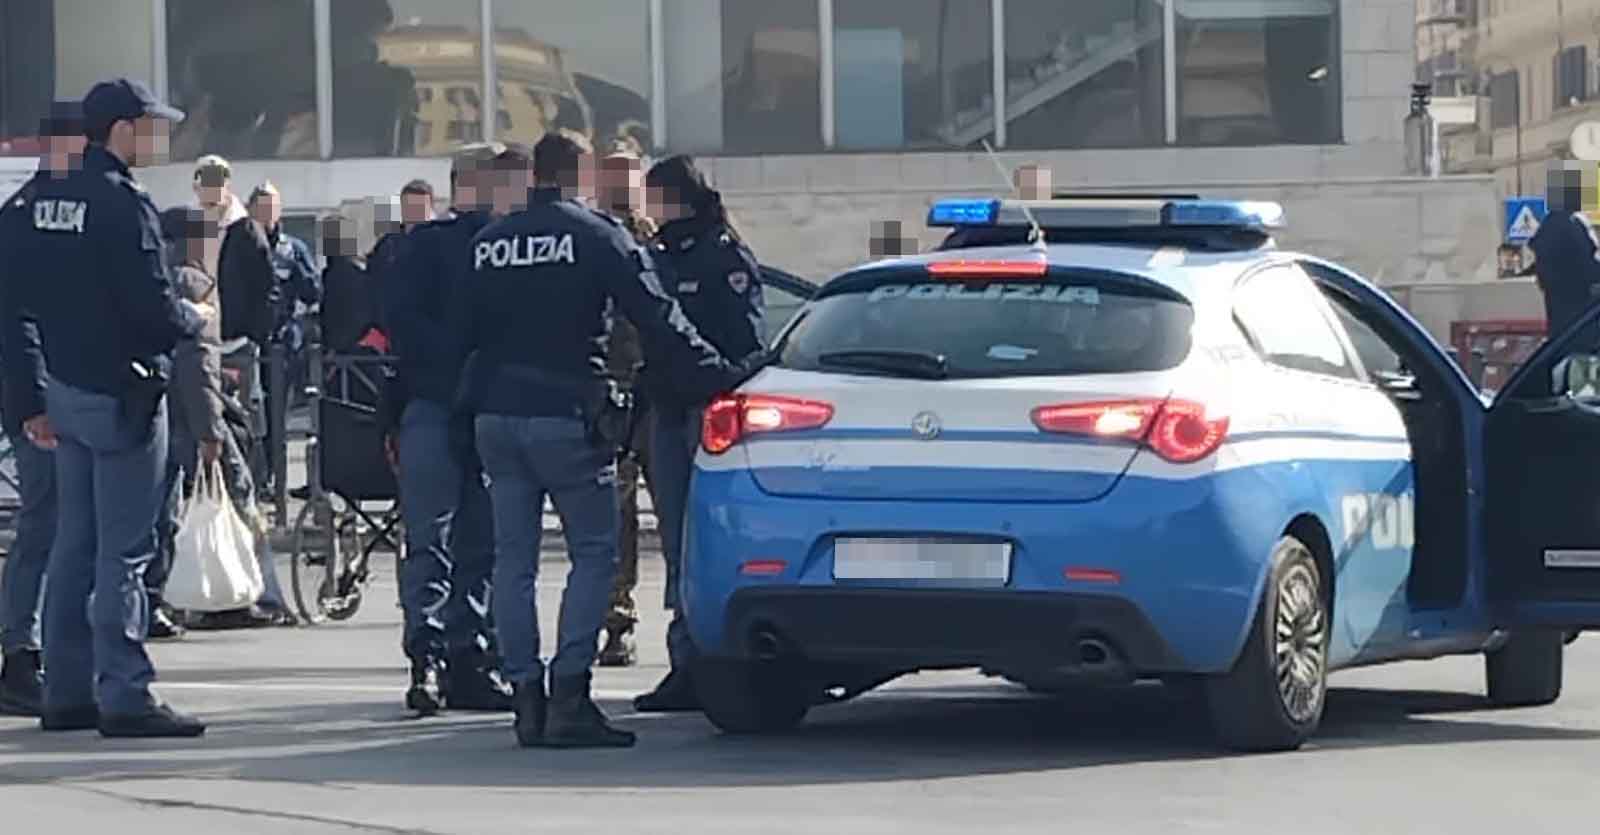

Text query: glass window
(831, 1), (991, 150)
(166, 0), (317, 160)
(778, 268), (1195, 380)
(1554, 45), (1588, 109)
(332, 0), (483, 158)
(1176, 0), (1340, 146)
(664, 2), (822, 154)
(1233, 266), (1355, 379)
(1320, 287), (1403, 379)
(0, 0), (155, 145)
(1001, 0), (1165, 150)
(1489, 69), (1520, 128)
(492, 2), (652, 154)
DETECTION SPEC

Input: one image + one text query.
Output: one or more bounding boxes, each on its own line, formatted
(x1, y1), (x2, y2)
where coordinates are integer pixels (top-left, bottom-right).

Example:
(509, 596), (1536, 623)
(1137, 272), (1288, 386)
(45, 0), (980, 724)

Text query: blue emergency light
(925, 197), (1286, 233)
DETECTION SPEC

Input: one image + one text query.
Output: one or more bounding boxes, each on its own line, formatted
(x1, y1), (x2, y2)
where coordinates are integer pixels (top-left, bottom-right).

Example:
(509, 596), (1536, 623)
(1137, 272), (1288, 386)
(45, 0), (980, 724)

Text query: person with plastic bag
(153, 206), (293, 626)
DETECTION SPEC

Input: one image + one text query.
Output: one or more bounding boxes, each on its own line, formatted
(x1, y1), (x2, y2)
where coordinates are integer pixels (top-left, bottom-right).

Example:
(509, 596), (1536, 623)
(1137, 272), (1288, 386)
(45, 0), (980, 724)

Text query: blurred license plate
(833, 538), (1011, 584)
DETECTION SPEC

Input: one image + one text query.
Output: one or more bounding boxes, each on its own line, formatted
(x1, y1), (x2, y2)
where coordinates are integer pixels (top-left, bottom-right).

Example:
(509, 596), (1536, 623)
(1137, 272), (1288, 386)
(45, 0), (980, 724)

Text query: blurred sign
(1572, 121), (1600, 160)
(1505, 197), (1547, 244)
(0, 157), (38, 200)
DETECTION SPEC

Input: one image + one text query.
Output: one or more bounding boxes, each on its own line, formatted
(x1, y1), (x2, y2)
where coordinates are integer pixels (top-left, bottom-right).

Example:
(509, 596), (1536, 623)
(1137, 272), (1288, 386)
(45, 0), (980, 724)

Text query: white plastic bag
(165, 461), (265, 613)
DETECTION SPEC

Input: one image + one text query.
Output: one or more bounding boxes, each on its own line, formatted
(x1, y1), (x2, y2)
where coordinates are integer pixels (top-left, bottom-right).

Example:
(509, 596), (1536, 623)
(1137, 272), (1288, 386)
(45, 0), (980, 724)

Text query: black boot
(445, 656), (514, 712)
(406, 660), (444, 716)
(543, 674), (635, 748)
(633, 668), (699, 713)
(512, 678), (547, 748)
(0, 649), (43, 717)
(597, 627), (638, 668)
(99, 703), (206, 739)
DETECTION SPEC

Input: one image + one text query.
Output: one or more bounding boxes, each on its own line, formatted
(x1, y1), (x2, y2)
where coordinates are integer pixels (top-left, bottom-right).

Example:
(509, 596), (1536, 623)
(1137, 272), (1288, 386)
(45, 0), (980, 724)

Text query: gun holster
(121, 361), (168, 428)
(581, 379), (635, 456)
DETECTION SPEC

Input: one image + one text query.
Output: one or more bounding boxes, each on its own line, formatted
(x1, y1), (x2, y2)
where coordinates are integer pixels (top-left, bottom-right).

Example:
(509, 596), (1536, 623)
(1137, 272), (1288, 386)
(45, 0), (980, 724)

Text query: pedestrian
(193, 154), (276, 494)
(319, 212), (386, 354)
(1527, 161), (1600, 337)
(634, 154), (768, 713)
(458, 132), (754, 748)
(380, 141), (513, 715)
(152, 207), (296, 631)
(596, 144), (658, 668)
(248, 181), (320, 498)
(399, 179), (437, 230)
(0, 101), (81, 716)
(13, 78), (203, 737)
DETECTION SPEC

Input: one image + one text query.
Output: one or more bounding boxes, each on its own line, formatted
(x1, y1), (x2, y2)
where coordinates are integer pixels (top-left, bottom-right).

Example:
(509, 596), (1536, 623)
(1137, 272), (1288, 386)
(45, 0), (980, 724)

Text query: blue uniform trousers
(648, 406), (702, 670)
(397, 399), (495, 665)
(41, 381), (167, 716)
(475, 415), (617, 685)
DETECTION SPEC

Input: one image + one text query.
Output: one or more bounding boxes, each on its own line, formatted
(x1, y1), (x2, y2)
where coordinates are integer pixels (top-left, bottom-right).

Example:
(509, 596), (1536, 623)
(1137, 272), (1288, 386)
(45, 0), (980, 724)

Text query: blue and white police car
(680, 196), (1600, 752)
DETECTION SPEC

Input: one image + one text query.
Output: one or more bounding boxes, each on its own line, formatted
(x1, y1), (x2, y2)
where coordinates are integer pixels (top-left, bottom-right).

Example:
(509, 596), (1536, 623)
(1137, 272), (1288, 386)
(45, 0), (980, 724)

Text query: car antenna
(979, 138), (1047, 255)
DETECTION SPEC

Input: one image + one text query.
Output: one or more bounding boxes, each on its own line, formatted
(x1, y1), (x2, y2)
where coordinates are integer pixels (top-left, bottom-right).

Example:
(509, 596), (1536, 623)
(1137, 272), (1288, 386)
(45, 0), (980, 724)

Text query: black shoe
(289, 485), (311, 501)
(41, 705), (99, 732)
(148, 605), (186, 641)
(597, 628), (638, 668)
(543, 675), (635, 749)
(445, 663), (514, 712)
(512, 679), (548, 748)
(99, 703), (206, 739)
(0, 649), (43, 717)
(253, 604), (299, 628)
(633, 669), (699, 713)
(406, 661), (444, 716)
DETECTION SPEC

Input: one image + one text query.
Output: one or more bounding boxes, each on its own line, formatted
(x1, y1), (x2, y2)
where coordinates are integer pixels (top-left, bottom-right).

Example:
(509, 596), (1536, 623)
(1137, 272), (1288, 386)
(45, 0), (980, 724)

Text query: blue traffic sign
(1505, 197), (1548, 244)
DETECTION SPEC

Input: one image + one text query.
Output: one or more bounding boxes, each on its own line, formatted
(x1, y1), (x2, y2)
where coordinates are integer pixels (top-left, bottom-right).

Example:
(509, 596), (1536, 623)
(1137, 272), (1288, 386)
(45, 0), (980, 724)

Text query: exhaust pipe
(748, 628), (783, 661)
(1077, 638), (1112, 667)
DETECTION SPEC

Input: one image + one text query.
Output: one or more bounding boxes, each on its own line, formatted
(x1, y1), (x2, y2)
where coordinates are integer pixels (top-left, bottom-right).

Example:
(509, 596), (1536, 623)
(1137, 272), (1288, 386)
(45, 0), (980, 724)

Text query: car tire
(1486, 630), (1563, 707)
(1204, 535), (1329, 753)
(694, 659), (811, 735)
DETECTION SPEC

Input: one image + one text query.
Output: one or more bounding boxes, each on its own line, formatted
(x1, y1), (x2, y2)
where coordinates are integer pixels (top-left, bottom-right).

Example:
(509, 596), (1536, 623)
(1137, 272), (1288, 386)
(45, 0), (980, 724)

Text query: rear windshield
(776, 269), (1195, 380)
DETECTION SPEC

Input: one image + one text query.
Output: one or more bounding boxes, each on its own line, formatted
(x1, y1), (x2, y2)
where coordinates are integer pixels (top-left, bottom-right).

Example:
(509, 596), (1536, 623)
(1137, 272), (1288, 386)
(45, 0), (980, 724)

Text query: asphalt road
(3, 556), (1600, 834)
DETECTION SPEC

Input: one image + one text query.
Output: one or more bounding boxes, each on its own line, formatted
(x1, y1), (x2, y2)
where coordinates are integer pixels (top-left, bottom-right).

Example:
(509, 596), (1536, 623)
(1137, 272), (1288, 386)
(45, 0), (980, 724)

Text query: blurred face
(453, 169), (487, 212)
(1015, 165), (1051, 200)
(491, 167), (534, 215)
(646, 184), (690, 222)
(570, 152), (599, 204)
(194, 179), (230, 215)
(599, 157), (642, 216)
(400, 191), (434, 226)
(108, 116), (170, 167)
(41, 133), (85, 176)
(249, 191), (283, 229)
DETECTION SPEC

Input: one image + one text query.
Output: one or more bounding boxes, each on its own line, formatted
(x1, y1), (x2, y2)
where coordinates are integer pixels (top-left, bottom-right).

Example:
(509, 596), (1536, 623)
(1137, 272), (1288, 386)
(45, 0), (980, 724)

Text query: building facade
(0, 0), (1506, 338)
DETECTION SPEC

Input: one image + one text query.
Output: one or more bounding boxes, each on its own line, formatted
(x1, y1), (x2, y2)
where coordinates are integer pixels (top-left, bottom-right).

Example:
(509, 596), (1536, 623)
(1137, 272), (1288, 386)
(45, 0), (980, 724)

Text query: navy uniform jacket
(459, 187), (738, 419)
(0, 175), (49, 435)
(380, 209), (493, 409)
(1529, 209), (1600, 336)
(646, 216), (765, 410)
(265, 225), (320, 351)
(11, 145), (200, 399)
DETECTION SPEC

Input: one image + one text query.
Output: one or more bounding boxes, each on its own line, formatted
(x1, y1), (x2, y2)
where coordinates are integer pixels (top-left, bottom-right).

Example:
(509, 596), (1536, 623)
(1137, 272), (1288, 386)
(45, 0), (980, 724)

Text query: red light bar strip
(739, 560), (788, 577)
(926, 260), (1048, 278)
(1063, 567), (1122, 584)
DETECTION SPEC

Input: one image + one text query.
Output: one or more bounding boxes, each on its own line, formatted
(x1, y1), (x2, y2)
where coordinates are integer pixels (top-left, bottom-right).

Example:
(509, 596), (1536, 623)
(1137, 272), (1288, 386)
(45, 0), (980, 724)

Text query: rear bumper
(720, 586), (1186, 672)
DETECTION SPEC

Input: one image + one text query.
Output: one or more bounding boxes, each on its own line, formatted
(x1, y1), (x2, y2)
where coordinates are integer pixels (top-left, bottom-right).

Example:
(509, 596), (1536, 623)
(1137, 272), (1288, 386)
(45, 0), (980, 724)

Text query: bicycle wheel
(290, 497), (336, 625)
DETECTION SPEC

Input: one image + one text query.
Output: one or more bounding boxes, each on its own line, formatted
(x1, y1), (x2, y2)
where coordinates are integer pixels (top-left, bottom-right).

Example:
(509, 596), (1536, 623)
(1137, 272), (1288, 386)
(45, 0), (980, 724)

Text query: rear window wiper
(817, 349), (950, 380)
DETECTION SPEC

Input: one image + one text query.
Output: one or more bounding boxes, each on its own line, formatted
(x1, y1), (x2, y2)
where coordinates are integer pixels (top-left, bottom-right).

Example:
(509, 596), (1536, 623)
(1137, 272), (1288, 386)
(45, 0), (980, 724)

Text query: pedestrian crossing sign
(1504, 197), (1547, 245)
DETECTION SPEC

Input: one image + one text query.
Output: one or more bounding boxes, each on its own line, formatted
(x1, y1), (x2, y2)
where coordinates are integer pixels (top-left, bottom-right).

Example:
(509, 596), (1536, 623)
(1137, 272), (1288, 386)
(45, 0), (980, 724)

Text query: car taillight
(1030, 397), (1228, 464)
(701, 394), (835, 455)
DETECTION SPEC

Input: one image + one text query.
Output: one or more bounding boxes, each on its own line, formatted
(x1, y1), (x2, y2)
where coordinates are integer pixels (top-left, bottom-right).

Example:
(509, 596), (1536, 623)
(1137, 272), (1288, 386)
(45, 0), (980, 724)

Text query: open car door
(1484, 304), (1600, 627)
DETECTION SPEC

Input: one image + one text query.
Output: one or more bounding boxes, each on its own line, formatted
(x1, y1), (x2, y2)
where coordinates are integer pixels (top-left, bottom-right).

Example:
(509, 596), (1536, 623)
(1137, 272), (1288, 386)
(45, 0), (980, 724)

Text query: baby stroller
(288, 346), (404, 624)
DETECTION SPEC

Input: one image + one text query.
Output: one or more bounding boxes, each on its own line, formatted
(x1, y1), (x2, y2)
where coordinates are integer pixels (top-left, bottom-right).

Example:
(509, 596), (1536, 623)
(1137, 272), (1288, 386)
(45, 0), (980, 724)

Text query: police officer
(381, 141), (515, 715)
(459, 132), (751, 748)
(597, 145), (657, 668)
(12, 78), (203, 737)
(1527, 161), (1600, 337)
(634, 155), (766, 713)
(0, 102), (81, 716)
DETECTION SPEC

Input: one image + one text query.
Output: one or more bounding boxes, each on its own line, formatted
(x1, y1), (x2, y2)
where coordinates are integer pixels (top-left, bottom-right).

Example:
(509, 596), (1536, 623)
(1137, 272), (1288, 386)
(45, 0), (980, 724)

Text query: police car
(679, 195), (1600, 752)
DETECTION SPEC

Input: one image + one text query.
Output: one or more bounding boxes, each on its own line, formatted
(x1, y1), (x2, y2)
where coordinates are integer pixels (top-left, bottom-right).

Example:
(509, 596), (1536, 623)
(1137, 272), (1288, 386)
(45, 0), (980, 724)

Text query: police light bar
(926, 197), (1287, 233)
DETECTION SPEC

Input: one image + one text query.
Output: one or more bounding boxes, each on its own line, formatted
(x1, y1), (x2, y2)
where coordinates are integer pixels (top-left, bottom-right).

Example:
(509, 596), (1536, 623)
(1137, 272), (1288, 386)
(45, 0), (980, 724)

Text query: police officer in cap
(11, 78), (203, 737)
(633, 155), (767, 713)
(459, 132), (755, 748)
(380, 141), (517, 715)
(0, 101), (83, 716)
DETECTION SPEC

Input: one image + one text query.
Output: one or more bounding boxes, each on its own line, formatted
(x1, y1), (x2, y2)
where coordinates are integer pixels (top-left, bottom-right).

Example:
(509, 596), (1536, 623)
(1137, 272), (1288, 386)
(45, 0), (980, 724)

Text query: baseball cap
(193, 154), (231, 187)
(451, 141), (507, 175)
(82, 78), (184, 134)
(38, 101), (84, 138)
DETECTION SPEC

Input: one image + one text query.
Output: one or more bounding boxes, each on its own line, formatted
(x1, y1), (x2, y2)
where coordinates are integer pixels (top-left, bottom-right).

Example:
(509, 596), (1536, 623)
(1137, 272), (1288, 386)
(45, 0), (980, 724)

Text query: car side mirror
(1553, 353), (1600, 398)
